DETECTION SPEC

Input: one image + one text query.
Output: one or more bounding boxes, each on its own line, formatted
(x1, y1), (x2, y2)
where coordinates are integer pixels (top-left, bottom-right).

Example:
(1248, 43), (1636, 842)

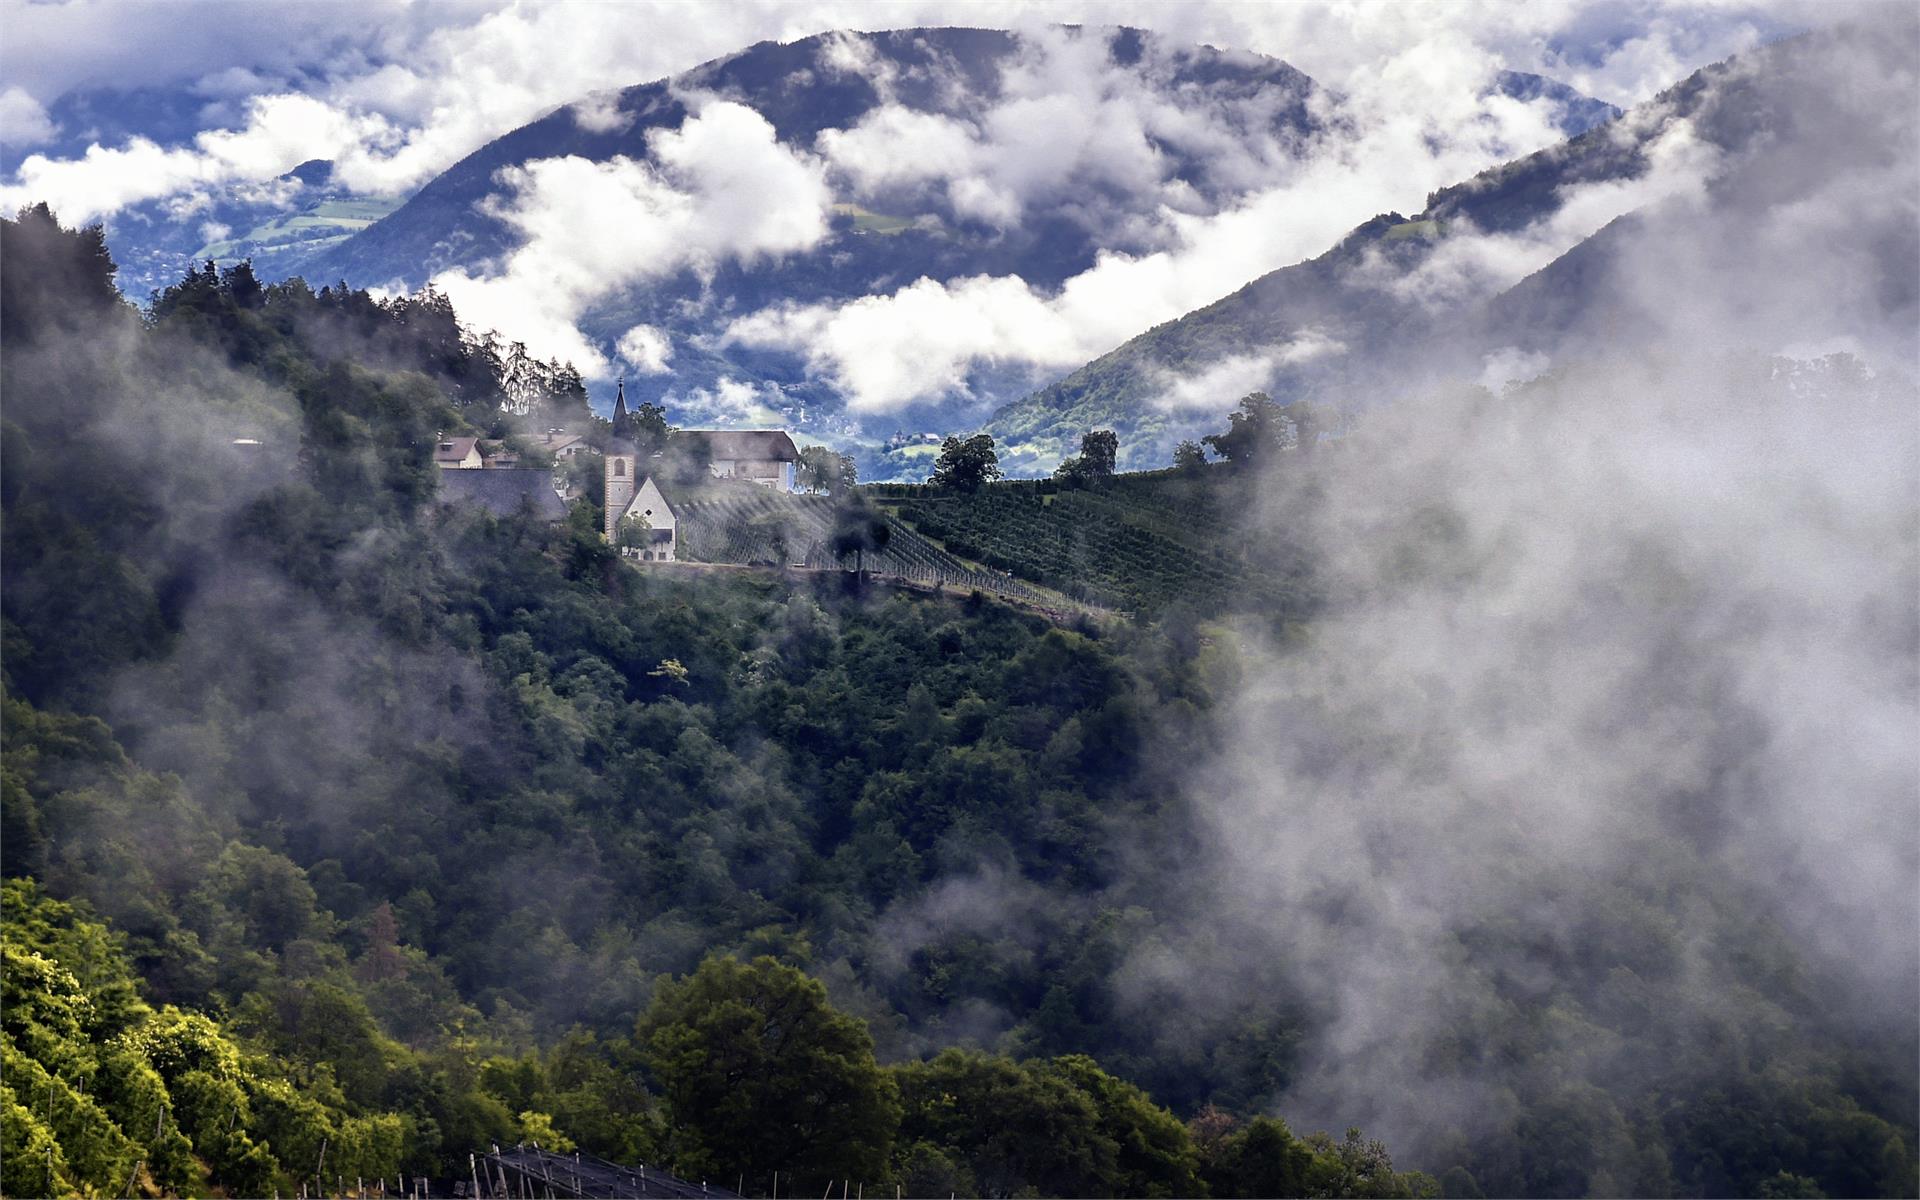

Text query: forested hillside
(3, 206), (1914, 1198)
(0, 207), (1441, 1196)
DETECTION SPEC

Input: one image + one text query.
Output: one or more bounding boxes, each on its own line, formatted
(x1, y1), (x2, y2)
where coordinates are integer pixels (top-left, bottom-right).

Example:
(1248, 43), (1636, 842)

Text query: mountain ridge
(984, 23), (1918, 473)
(278, 25), (1615, 478)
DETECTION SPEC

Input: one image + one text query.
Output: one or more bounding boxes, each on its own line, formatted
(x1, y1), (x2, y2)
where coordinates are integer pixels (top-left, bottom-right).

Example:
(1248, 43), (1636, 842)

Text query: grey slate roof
(671, 429), (799, 462)
(436, 469), (569, 520)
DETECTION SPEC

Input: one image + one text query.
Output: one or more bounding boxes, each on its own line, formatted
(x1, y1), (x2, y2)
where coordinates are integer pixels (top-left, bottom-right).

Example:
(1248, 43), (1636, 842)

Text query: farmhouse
(531, 430), (590, 459)
(671, 429), (799, 490)
(433, 436), (482, 469)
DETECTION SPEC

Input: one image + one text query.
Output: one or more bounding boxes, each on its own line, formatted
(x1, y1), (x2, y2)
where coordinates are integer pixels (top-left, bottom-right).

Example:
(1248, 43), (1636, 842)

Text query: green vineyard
(872, 469), (1314, 618)
(669, 483), (1057, 607)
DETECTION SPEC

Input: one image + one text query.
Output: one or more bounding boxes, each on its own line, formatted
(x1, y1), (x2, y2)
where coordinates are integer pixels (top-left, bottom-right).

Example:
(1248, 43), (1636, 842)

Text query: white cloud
(1, 0), (1806, 223)
(667, 375), (787, 425)
(0, 86), (57, 148)
(1147, 332), (1345, 411)
(1151, 352), (1279, 412)
(617, 324), (674, 374)
(0, 0), (1844, 405)
(729, 273), (1086, 413)
(1478, 346), (1552, 393)
(1378, 111), (1724, 309)
(816, 106), (978, 196)
(813, 26), (1315, 235)
(571, 91), (634, 135)
(728, 22), (1638, 416)
(431, 100), (831, 371)
(0, 92), (377, 223)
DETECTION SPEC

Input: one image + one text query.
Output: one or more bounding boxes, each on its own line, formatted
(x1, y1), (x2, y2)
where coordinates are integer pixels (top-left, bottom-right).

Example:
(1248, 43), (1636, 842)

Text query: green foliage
(1201, 392), (1291, 464)
(890, 470), (1312, 616)
(638, 956), (900, 1189)
(829, 493), (892, 573)
(0, 879), (423, 1195)
(797, 444), (858, 495)
(1079, 429), (1119, 476)
(1057, 428), (1121, 485)
(929, 432), (1003, 493)
(890, 1049), (1203, 1198)
(617, 511), (652, 551)
(2, 206), (1911, 1200)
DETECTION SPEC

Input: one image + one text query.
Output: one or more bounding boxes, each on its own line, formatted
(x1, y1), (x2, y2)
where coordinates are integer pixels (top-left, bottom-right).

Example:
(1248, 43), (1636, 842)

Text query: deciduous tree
(637, 956), (899, 1189)
(929, 433), (1001, 493)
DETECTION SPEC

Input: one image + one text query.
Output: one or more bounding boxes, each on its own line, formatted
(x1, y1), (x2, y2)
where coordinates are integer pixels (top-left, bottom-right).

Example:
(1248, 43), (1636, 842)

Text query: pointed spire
(612, 378), (629, 422)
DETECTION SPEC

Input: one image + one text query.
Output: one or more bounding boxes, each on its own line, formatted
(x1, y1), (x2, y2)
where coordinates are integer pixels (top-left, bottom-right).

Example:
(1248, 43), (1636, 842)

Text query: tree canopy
(3, 205), (1912, 1200)
(929, 433), (1003, 492)
(638, 956), (899, 1189)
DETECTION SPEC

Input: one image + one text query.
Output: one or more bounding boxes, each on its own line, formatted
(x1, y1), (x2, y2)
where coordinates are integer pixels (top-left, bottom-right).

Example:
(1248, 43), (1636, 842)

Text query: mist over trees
(0, 207), (1439, 1196)
(3, 181), (1916, 1200)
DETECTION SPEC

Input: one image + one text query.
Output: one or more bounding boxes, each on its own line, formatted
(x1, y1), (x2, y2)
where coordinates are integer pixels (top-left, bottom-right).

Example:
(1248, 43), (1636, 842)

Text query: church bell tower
(604, 380), (637, 541)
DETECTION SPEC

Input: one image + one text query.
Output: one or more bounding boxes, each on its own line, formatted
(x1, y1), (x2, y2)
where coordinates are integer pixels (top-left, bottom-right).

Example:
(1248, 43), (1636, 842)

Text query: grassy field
(194, 195), (403, 261)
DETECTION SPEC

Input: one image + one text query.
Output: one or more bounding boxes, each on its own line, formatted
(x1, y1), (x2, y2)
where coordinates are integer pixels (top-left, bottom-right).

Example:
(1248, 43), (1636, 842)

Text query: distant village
(431, 401), (802, 564)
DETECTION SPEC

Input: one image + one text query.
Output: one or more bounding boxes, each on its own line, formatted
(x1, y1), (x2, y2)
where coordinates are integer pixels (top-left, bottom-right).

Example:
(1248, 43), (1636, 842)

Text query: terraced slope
(875, 468), (1313, 617)
(669, 483), (1054, 606)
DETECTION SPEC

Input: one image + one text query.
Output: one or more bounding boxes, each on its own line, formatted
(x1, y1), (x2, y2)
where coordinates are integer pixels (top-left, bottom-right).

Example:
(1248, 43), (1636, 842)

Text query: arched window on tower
(613, 459), (626, 477)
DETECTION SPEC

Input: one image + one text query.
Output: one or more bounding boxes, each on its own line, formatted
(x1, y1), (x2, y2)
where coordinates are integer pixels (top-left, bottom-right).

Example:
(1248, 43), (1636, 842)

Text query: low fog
(1112, 15), (1919, 1172)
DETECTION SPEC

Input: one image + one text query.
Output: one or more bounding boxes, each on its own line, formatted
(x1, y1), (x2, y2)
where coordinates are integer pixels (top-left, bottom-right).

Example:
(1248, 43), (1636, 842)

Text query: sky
(0, 0), (1850, 409)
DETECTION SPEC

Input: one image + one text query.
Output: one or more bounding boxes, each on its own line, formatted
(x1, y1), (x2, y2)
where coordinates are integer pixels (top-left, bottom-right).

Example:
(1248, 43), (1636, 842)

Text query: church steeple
(612, 379), (629, 423)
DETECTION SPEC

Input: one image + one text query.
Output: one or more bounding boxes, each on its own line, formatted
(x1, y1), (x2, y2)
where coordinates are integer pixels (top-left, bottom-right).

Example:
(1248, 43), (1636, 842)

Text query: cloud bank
(0, 0), (1825, 401)
(430, 100), (831, 374)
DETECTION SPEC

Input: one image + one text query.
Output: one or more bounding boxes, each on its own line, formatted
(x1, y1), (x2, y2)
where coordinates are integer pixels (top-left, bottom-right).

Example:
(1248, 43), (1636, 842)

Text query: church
(602, 437), (679, 560)
(603, 383), (802, 560)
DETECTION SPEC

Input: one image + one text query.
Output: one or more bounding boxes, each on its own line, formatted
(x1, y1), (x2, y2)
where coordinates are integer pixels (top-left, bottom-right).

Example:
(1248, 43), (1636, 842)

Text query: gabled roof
(433, 436), (479, 464)
(436, 469), (569, 520)
(621, 475), (677, 522)
(672, 429), (799, 462)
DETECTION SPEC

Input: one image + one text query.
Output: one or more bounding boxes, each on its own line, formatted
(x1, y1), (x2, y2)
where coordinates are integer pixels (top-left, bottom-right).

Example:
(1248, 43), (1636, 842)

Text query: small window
(613, 459), (625, 477)
(643, 508), (652, 517)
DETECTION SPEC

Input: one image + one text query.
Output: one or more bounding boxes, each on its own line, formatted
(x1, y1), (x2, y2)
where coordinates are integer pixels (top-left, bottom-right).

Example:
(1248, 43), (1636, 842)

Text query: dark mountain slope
(297, 26), (1319, 295)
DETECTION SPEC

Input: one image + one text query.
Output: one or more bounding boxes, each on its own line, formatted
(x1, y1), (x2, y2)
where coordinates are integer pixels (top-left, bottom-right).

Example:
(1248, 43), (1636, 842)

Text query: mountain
(987, 22), (1918, 472)
(291, 28), (1322, 439)
(10, 151), (405, 301)
(282, 27), (1615, 476)
(187, 159), (405, 284)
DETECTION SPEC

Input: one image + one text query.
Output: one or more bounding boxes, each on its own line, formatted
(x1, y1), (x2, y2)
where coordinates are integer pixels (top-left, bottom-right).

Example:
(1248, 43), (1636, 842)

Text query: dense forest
(2, 205), (1914, 1198)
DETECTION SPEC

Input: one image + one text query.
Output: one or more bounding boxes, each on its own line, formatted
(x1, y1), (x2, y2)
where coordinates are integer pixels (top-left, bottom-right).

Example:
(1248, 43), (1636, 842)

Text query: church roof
(436, 469), (569, 521)
(671, 429), (799, 462)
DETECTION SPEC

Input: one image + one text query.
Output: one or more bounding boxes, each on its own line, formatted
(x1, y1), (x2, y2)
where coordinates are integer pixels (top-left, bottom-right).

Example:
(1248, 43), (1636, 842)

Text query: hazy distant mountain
(0, 68), (407, 299)
(988, 25), (1916, 472)
(25, 25), (1620, 475)
(21, 150), (403, 301)
(278, 27), (1615, 474)
(293, 28), (1326, 437)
